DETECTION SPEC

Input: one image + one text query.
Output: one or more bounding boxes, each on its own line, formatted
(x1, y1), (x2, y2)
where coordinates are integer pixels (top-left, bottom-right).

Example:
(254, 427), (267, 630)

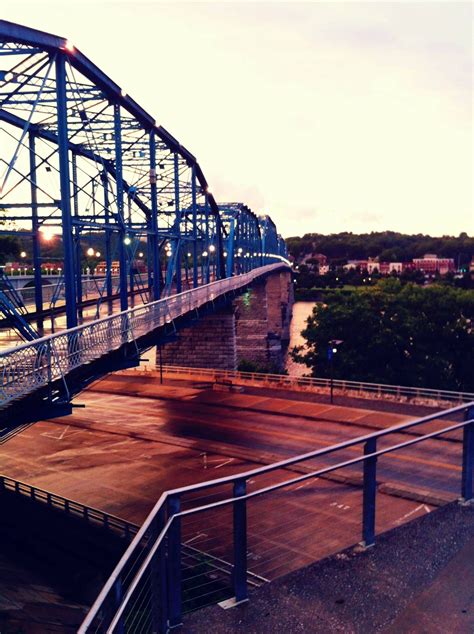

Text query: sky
(2, 1), (472, 238)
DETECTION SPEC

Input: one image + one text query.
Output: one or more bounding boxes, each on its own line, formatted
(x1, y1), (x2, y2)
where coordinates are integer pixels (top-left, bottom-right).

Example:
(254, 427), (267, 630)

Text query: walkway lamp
(328, 339), (343, 404)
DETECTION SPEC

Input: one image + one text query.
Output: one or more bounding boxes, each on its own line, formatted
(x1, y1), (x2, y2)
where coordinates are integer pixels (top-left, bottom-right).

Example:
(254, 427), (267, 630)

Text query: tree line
(286, 231), (473, 268)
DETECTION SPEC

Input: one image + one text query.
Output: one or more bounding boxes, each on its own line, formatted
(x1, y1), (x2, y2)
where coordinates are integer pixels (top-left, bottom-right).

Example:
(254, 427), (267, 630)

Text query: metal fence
(0, 264), (286, 410)
(79, 402), (474, 633)
(157, 365), (474, 405)
(0, 474), (138, 540)
(1, 276), (121, 309)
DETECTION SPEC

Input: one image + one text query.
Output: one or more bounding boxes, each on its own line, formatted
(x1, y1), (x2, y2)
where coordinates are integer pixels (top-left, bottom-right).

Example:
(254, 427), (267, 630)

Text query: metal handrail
(158, 365), (474, 403)
(106, 413), (474, 632)
(0, 474), (137, 539)
(80, 401), (474, 632)
(0, 263), (288, 408)
(1, 265), (284, 356)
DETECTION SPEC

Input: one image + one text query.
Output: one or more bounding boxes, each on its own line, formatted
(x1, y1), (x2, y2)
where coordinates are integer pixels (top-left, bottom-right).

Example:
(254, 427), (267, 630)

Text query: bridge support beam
(159, 306), (237, 370)
(55, 53), (77, 329)
(158, 270), (293, 372)
(234, 270), (293, 371)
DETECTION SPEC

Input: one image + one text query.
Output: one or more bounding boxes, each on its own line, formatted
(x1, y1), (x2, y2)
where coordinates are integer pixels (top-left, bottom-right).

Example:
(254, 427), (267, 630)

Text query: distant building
(343, 259), (402, 275)
(344, 259), (368, 271)
(412, 254), (455, 275)
(95, 259), (146, 275)
(367, 259), (403, 275)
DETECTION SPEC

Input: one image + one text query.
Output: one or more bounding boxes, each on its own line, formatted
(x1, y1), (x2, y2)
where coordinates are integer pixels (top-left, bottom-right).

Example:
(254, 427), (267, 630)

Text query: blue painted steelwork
(79, 401), (474, 633)
(0, 20), (289, 337)
(0, 269), (38, 340)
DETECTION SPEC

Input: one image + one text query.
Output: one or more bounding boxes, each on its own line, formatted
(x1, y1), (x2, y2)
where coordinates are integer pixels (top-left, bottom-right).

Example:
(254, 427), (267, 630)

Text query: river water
(285, 301), (316, 376)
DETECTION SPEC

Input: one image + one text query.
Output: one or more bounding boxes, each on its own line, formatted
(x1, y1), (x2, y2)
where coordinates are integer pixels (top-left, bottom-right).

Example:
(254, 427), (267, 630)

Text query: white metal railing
(0, 264), (287, 409)
(155, 366), (474, 405)
(1, 276), (121, 308)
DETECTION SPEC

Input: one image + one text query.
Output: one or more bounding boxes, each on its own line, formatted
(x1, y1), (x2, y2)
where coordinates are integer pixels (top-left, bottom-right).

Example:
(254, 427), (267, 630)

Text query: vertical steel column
(71, 153), (83, 311)
(226, 217), (235, 278)
(173, 153), (181, 293)
(191, 166), (198, 288)
(167, 494), (182, 627)
(151, 506), (168, 633)
(55, 53), (77, 328)
(28, 132), (43, 328)
(233, 479), (248, 603)
(215, 212), (223, 279)
(149, 131), (160, 300)
(362, 437), (377, 547)
(102, 171), (113, 298)
(461, 405), (474, 502)
(114, 103), (128, 312)
(205, 194), (210, 283)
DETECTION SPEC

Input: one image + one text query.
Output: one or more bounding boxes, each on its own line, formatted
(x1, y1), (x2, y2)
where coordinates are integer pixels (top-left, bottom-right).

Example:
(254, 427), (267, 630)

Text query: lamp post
(328, 339), (343, 404)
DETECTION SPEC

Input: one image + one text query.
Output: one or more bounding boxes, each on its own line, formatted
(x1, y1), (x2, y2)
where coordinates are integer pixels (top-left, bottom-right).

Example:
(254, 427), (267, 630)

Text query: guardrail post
(112, 578), (125, 634)
(461, 406), (474, 503)
(46, 339), (53, 399)
(362, 437), (377, 547)
(167, 494), (182, 627)
(151, 506), (168, 633)
(233, 478), (248, 603)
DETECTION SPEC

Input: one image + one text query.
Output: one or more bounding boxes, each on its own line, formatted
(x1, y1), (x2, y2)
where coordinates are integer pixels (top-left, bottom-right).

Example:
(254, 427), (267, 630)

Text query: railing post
(46, 339), (53, 397)
(167, 494), (182, 627)
(233, 478), (248, 603)
(113, 578), (125, 634)
(461, 406), (474, 503)
(362, 437), (377, 547)
(151, 506), (168, 634)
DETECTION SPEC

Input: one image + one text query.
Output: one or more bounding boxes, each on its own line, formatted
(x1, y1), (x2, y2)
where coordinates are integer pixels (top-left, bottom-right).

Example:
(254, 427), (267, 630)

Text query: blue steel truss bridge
(0, 20), (290, 429)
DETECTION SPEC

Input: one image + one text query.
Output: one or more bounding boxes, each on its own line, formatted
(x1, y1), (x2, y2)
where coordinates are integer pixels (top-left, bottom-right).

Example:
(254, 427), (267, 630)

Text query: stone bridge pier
(158, 270), (294, 372)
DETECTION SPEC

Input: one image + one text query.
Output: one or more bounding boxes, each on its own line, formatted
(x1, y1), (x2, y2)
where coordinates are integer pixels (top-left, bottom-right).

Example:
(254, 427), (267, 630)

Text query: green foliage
(0, 236), (20, 264)
(287, 231), (473, 268)
(237, 359), (287, 375)
(0, 208), (21, 264)
(293, 280), (474, 391)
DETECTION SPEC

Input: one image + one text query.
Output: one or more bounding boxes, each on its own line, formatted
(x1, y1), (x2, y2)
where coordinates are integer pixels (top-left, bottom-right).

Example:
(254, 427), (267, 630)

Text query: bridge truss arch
(0, 20), (288, 333)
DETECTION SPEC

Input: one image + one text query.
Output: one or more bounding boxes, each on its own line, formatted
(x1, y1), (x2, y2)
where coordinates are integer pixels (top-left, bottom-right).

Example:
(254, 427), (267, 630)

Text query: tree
(0, 208), (21, 264)
(293, 280), (474, 391)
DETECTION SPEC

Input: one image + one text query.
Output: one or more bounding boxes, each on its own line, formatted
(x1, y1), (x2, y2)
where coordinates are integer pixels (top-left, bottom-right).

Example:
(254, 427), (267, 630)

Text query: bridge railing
(0, 276), (121, 310)
(79, 402), (474, 633)
(155, 365), (474, 405)
(0, 264), (286, 409)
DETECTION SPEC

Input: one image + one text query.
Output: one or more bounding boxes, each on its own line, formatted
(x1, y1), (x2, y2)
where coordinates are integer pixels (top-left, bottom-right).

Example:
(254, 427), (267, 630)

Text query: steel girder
(0, 20), (288, 333)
